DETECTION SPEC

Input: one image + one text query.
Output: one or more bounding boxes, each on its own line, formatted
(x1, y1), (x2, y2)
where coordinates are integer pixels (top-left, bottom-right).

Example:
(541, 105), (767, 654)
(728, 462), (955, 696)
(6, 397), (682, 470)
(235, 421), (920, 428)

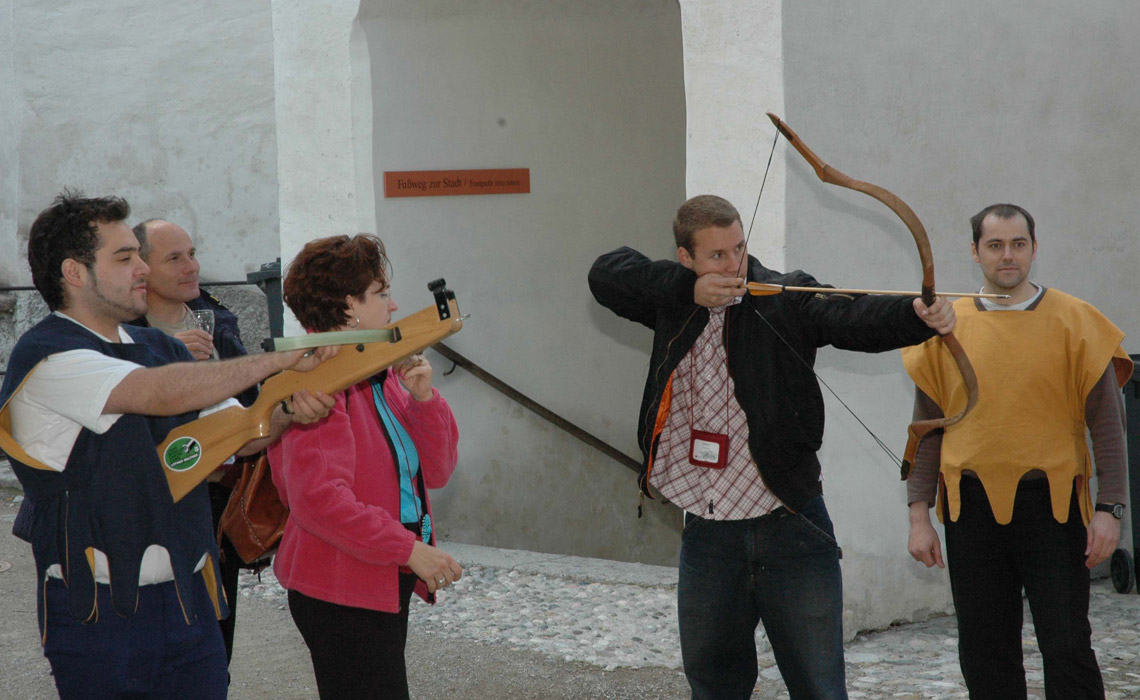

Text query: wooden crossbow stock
(158, 279), (464, 501)
(765, 113), (978, 479)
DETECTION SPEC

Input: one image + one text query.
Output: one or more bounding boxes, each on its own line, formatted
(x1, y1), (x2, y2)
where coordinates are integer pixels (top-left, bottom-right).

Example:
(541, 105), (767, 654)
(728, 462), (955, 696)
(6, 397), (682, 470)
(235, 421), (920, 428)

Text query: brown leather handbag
(218, 453), (288, 567)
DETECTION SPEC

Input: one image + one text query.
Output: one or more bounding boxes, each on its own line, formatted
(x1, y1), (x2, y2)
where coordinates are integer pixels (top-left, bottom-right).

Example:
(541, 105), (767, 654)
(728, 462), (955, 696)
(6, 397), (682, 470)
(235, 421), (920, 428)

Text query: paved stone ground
(2, 484), (1139, 698)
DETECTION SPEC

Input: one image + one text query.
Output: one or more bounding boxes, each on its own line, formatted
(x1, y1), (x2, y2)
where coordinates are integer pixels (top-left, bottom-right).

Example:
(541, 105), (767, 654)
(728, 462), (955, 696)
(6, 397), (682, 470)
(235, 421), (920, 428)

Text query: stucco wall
(272, 0), (371, 272)
(0, 0), (280, 286)
(355, 0), (687, 563)
(781, 1), (1140, 631)
(0, 1), (17, 285)
(679, 1), (786, 269)
(2, 0), (1130, 636)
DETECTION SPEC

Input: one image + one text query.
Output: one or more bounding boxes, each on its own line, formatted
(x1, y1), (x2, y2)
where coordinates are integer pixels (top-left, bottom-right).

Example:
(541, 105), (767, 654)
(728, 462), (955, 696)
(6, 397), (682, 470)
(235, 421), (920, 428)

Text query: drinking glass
(191, 309), (215, 336)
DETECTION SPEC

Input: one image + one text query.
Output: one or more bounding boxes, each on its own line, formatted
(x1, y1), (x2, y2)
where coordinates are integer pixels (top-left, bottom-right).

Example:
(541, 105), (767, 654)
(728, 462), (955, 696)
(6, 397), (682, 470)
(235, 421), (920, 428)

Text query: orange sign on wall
(383, 168), (530, 198)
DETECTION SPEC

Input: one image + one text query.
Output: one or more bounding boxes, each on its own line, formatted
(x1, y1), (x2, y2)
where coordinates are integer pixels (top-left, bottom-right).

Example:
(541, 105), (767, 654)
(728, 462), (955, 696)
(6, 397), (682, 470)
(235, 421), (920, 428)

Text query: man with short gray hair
(131, 217), (258, 664)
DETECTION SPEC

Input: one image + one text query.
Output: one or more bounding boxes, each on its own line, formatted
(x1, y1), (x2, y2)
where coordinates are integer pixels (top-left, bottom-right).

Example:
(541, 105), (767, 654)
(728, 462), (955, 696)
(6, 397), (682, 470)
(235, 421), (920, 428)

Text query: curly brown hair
(283, 234), (391, 332)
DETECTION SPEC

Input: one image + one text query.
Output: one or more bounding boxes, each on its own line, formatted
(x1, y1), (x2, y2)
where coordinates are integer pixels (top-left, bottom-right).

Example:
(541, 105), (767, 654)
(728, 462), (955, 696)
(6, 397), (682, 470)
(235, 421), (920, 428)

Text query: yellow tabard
(900, 289), (1131, 526)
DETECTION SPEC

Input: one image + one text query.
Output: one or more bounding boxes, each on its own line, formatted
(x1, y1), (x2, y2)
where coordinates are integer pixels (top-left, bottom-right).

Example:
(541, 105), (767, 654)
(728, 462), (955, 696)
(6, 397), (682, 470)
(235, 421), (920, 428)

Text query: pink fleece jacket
(268, 371), (458, 612)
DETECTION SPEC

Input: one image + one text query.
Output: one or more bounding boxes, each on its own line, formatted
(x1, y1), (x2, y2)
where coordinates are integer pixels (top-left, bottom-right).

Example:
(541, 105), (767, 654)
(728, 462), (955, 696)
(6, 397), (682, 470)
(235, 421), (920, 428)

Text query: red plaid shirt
(649, 301), (781, 520)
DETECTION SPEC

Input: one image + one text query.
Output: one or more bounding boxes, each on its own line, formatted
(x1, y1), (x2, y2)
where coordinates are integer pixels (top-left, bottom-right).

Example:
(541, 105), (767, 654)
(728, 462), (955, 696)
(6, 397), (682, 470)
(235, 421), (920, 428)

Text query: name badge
(690, 429), (728, 469)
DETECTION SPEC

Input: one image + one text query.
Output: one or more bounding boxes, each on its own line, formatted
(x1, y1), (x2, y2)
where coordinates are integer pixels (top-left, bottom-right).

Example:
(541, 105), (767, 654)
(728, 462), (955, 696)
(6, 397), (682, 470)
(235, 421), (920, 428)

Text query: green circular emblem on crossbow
(163, 437), (202, 472)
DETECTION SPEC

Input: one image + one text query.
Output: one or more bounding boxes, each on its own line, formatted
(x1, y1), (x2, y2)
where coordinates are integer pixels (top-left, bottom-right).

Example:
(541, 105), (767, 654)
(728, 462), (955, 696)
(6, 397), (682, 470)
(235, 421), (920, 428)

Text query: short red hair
(283, 234), (390, 332)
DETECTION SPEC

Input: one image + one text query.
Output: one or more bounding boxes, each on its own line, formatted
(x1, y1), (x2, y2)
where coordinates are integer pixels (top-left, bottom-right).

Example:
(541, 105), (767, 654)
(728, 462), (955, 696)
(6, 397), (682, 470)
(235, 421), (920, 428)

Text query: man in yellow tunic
(901, 203), (1131, 700)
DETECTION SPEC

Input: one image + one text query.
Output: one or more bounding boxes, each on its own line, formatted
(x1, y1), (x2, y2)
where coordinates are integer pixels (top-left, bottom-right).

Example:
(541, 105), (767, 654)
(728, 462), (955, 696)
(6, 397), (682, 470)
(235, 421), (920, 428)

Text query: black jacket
(588, 247), (937, 511)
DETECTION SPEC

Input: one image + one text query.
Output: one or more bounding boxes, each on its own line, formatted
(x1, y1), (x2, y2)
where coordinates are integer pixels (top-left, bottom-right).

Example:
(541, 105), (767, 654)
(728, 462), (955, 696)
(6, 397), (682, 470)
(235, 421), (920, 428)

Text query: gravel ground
(4, 485), (1140, 699)
(228, 579), (692, 700)
(0, 488), (691, 699)
(243, 564), (694, 672)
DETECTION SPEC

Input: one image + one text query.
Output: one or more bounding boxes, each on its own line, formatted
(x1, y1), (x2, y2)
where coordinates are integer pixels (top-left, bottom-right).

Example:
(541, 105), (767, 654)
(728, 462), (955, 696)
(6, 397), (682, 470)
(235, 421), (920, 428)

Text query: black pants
(944, 477), (1104, 700)
(208, 481), (241, 664)
(288, 572), (418, 700)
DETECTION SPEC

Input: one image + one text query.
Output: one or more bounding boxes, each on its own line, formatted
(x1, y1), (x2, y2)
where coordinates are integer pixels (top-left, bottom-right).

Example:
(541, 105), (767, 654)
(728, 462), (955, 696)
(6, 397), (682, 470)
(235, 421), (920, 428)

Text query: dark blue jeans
(43, 575), (228, 700)
(944, 477), (1104, 700)
(678, 496), (847, 700)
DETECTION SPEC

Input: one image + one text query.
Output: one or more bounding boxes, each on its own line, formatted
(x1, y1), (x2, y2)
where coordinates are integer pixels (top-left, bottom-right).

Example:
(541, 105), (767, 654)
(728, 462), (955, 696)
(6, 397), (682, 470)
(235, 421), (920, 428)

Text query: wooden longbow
(766, 113), (978, 479)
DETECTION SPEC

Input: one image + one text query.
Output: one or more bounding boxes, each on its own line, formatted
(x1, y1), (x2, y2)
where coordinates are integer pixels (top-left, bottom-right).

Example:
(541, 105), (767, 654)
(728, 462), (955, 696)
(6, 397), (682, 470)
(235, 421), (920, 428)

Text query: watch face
(1100, 503), (1126, 519)
(1089, 503), (1126, 522)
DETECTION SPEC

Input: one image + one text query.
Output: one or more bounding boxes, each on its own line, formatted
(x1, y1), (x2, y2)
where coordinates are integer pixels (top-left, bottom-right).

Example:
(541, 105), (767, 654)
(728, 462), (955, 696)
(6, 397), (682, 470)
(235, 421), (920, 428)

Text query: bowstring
(745, 306), (904, 468)
(737, 130), (780, 279)
(741, 124), (904, 470)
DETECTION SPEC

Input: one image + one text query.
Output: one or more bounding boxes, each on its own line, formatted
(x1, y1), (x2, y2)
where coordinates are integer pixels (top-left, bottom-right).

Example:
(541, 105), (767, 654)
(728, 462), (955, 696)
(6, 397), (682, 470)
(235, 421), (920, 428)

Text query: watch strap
(1094, 503), (1125, 519)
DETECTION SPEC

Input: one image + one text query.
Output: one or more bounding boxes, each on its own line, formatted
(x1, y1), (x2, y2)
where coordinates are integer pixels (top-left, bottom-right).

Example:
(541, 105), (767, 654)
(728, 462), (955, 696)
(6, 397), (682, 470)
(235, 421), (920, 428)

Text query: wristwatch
(1095, 503), (1125, 519)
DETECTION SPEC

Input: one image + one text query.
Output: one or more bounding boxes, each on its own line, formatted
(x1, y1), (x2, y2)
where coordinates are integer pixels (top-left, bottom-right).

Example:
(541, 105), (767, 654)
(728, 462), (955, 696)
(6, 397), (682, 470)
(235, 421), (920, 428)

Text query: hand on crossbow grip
(277, 344), (341, 373)
(913, 296), (956, 335)
(283, 389), (336, 425)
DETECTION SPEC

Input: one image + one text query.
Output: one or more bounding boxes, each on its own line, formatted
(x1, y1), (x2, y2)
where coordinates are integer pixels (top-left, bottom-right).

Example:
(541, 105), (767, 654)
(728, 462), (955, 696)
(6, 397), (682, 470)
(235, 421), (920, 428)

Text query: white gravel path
(238, 542), (1140, 699)
(238, 544), (777, 673)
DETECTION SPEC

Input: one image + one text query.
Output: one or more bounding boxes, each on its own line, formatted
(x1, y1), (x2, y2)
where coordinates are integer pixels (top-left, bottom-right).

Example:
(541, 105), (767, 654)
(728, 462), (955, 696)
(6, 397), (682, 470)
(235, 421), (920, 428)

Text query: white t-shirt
(7, 312), (237, 584)
(978, 281), (1043, 311)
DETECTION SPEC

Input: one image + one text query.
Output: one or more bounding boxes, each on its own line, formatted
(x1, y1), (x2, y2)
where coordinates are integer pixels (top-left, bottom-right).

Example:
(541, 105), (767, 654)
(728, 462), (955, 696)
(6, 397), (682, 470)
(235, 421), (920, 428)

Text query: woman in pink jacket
(270, 234), (461, 699)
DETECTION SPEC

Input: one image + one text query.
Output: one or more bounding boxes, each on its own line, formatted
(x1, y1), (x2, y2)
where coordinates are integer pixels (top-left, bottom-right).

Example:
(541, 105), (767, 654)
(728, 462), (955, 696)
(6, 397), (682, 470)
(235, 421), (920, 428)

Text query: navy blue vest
(0, 314), (227, 630)
(126, 289), (258, 407)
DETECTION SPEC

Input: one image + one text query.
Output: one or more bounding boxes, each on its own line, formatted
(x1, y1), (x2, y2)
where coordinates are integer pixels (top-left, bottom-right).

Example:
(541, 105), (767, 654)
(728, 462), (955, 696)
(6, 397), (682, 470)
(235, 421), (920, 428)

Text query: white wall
(0, 0), (18, 285)
(4, 0), (1129, 635)
(358, 0), (688, 562)
(781, 0), (1140, 632)
(272, 0), (374, 278)
(0, 0), (1124, 636)
(1, 0), (280, 286)
(680, 1), (786, 269)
